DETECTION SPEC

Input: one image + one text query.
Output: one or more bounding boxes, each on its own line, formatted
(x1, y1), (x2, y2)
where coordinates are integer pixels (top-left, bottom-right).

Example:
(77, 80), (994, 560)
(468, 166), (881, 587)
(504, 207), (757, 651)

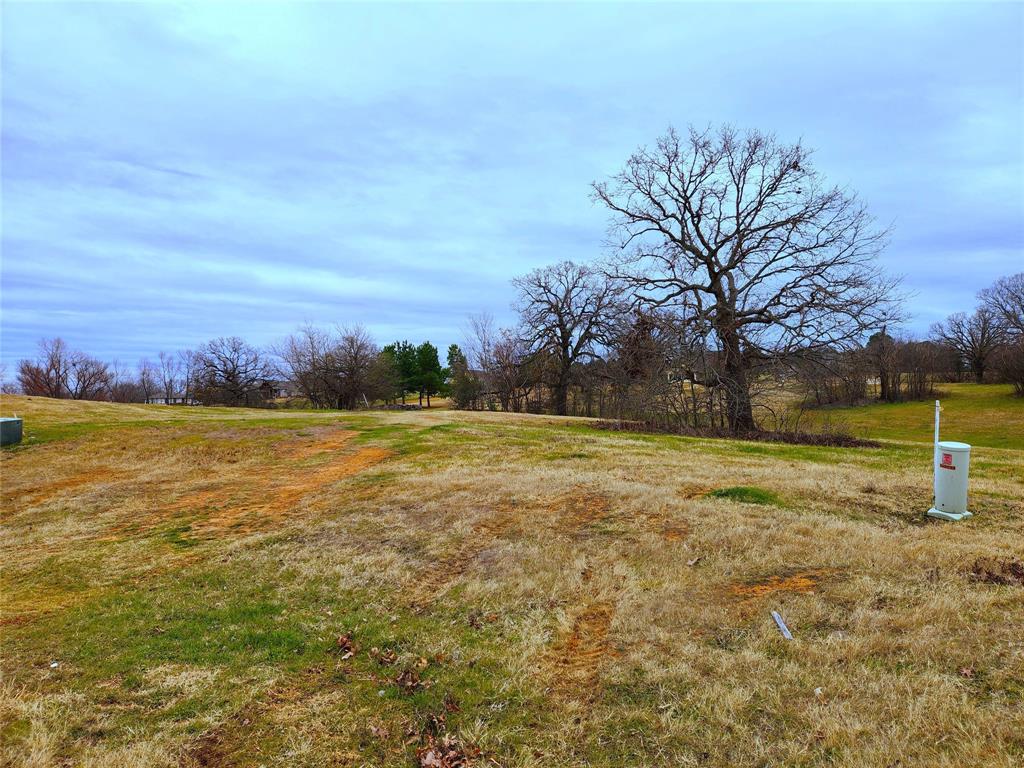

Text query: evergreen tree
(447, 343), (481, 409)
(382, 340), (419, 404)
(415, 341), (443, 407)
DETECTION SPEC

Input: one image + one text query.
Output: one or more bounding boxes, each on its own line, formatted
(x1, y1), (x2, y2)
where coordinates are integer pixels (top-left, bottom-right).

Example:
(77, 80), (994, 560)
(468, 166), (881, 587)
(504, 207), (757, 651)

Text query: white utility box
(927, 440), (972, 521)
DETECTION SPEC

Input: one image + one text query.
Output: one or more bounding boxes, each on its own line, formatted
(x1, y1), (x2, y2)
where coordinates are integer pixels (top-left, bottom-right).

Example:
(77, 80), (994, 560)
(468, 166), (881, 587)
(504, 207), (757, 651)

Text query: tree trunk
(717, 323), (756, 433)
(971, 359), (985, 384)
(552, 380), (569, 416)
(552, 353), (571, 416)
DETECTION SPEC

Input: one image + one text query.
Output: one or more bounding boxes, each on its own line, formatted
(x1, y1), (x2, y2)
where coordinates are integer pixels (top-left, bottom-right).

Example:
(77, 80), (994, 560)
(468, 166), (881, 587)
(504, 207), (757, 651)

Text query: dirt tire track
(547, 601), (614, 704)
(406, 504), (517, 611)
(184, 665), (339, 767)
(105, 441), (390, 542)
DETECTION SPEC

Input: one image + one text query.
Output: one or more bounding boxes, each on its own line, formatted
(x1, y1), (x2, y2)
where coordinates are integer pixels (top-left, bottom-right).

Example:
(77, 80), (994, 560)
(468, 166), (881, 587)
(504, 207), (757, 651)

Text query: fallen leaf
(333, 633), (356, 656)
(396, 667), (423, 693)
(416, 734), (481, 768)
(444, 693), (461, 713)
(371, 647), (398, 665)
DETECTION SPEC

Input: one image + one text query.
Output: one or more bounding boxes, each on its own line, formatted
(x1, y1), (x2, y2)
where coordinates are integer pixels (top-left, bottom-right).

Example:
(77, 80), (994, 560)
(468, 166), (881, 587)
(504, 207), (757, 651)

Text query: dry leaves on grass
(331, 633), (357, 660)
(467, 610), (498, 629)
(416, 734), (481, 768)
(967, 556), (1024, 586)
(396, 667), (425, 694)
(370, 646), (398, 665)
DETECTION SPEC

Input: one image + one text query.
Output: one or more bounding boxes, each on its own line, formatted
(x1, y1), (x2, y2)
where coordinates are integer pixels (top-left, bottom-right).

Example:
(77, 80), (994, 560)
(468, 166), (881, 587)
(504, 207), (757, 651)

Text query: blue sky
(2, 1), (1022, 369)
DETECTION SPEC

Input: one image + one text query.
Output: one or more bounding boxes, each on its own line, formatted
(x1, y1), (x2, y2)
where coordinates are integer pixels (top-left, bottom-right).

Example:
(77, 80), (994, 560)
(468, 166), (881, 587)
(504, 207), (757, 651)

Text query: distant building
(259, 380), (301, 400)
(146, 393), (197, 405)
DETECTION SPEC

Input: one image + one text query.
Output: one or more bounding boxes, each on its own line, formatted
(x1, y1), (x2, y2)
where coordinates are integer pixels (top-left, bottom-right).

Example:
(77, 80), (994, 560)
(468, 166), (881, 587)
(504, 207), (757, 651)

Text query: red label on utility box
(940, 452), (955, 470)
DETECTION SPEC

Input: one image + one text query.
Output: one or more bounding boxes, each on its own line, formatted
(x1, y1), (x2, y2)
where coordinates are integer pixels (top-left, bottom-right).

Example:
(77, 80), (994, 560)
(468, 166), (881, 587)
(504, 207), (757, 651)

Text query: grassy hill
(2, 392), (1022, 767)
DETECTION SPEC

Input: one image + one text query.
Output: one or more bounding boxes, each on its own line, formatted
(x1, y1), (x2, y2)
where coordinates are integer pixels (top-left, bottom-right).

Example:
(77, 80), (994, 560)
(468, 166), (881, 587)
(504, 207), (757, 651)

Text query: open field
(808, 383), (1024, 451)
(2, 391), (1022, 767)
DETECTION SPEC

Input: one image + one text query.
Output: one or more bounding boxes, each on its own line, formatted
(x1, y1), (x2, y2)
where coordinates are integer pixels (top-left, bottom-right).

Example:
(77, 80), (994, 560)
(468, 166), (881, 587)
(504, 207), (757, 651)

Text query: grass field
(808, 383), (1024, 451)
(1, 389), (1022, 767)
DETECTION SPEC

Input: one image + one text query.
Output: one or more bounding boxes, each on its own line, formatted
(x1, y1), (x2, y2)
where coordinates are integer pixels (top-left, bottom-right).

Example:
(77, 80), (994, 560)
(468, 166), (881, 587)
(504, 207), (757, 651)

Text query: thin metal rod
(771, 611), (793, 640)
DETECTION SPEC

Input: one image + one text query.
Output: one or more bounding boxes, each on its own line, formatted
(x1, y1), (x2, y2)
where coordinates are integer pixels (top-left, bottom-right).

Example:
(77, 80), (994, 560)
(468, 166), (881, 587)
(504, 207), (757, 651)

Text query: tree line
(6, 126), (1022, 432)
(9, 331), (457, 409)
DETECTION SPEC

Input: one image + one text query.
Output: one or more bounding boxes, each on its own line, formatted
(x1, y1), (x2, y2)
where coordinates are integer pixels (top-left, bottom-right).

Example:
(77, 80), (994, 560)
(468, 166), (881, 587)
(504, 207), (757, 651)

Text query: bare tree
(109, 360), (143, 402)
(277, 326), (335, 408)
(178, 349), (199, 404)
(332, 325), (385, 409)
(593, 125), (898, 432)
(17, 338), (72, 398)
(137, 358), (159, 402)
(490, 329), (535, 412)
(277, 325), (396, 409)
(196, 337), (271, 406)
(979, 273), (1024, 338)
(157, 351), (181, 402)
(464, 312), (496, 376)
(512, 260), (618, 415)
(930, 309), (1003, 384)
(991, 339), (1024, 396)
(465, 313), (535, 411)
(64, 352), (109, 400)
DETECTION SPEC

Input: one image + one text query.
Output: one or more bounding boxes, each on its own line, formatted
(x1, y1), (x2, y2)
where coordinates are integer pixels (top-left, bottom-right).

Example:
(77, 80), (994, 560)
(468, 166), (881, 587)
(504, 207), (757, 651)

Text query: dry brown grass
(1, 394), (1022, 767)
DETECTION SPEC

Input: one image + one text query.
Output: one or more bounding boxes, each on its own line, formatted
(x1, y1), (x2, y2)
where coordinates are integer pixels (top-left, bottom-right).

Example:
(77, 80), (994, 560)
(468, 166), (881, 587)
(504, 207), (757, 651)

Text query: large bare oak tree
(594, 125), (898, 432)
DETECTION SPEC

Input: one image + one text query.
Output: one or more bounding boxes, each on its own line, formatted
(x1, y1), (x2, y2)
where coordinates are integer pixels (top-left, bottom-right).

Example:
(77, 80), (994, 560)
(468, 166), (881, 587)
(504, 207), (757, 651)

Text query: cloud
(2, 2), (1021, 368)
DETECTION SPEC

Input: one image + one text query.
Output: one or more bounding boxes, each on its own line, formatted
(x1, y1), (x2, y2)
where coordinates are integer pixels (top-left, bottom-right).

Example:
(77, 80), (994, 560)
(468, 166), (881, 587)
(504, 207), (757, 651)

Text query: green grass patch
(809, 383), (1024, 450)
(707, 486), (781, 505)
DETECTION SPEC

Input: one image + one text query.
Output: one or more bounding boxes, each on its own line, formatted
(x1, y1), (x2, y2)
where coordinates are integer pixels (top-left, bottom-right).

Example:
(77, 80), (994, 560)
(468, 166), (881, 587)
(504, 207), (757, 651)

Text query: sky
(2, 1), (1022, 370)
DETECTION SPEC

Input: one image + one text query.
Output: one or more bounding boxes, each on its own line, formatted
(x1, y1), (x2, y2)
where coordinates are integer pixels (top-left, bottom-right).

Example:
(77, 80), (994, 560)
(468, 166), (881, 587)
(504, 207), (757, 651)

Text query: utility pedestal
(927, 440), (972, 521)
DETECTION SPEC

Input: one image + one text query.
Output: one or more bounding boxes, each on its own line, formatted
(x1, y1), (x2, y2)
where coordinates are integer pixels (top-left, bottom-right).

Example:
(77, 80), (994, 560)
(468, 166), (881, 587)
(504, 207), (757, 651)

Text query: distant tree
(512, 260), (618, 415)
(333, 326), (383, 409)
(109, 360), (143, 403)
(374, 346), (404, 404)
(930, 309), (1003, 384)
(991, 339), (1024, 396)
(866, 330), (899, 402)
(178, 349), (200, 404)
(979, 273), (1024, 338)
(17, 338), (72, 398)
(65, 354), (111, 400)
(466, 313), (536, 412)
(278, 326), (335, 407)
(382, 341), (419, 404)
(196, 337), (271, 406)
(594, 125), (898, 432)
(17, 338), (111, 401)
(415, 341), (443, 407)
(137, 358), (160, 402)
(157, 351), (181, 402)
(447, 343), (482, 409)
(278, 325), (393, 409)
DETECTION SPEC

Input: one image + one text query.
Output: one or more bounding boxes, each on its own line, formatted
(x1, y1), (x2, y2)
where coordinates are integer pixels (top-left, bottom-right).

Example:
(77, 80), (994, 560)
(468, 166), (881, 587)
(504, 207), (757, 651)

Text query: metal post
(933, 400), (940, 503)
